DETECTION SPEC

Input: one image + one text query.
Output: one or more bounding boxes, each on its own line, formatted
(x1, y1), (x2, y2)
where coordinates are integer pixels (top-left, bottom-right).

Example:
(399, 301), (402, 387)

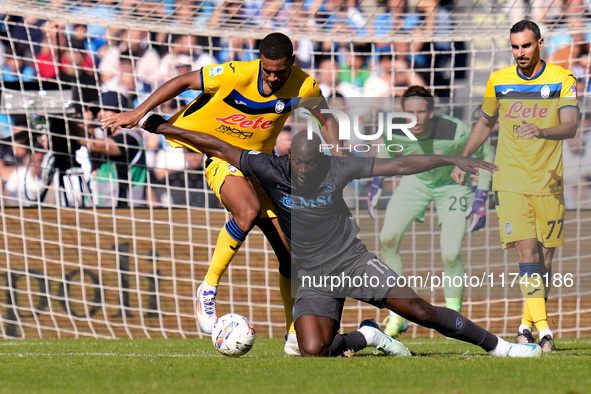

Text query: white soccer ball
(211, 313), (256, 357)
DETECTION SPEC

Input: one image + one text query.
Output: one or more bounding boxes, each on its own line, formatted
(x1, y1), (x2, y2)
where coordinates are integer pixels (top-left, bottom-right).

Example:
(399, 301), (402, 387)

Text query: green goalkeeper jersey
(382, 113), (495, 189)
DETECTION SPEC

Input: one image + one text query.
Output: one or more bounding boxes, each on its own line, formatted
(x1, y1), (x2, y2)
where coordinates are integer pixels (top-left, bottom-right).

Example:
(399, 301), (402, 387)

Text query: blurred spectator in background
(338, 43), (371, 97)
(217, 36), (257, 63)
(315, 56), (343, 98)
(4, 15), (45, 57)
(0, 118), (30, 184)
(82, 91), (147, 207)
(158, 34), (198, 84)
(363, 53), (425, 102)
(1, 47), (36, 82)
(313, 0), (367, 36)
(371, 0), (421, 53)
(408, 0), (466, 98)
(549, 20), (589, 83)
(150, 147), (218, 208)
(34, 21), (67, 80)
(563, 114), (591, 209)
(4, 140), (47, 207)
(99, 29), (161, 93)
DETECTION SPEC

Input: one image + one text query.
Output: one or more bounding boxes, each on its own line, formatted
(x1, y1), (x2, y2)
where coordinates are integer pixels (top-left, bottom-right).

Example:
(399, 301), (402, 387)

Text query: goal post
(0, 0), (589, 339)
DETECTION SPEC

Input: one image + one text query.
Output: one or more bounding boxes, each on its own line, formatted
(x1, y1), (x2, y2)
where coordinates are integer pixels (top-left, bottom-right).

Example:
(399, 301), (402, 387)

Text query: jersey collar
(516, 60), (546, 81)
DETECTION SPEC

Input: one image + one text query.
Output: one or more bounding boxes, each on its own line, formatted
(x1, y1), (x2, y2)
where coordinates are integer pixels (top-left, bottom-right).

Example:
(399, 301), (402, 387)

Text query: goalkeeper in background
(368, 85), (495, 337)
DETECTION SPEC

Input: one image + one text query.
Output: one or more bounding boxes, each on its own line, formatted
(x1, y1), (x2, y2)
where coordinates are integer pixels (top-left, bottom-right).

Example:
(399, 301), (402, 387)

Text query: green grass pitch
(0, 337), (589, 393)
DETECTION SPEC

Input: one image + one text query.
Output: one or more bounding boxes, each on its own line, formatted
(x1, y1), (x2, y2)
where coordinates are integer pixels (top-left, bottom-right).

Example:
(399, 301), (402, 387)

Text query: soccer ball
(211, 313), (256, 357)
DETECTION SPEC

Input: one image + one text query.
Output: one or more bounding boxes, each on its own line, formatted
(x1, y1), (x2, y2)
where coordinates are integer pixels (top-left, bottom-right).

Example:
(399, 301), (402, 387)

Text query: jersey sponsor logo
(504, 101), (549, 120)
(512, 124), (524, 140)
(541, 85), (550, 99)
(215, 114), (274, 130)
(209, 66), (224, 77)
(215, 124), (253, 140)
(247, 150), (261, 155)
(501, 88), (514, 95)
(504, 222), (513, 236)
(275, 100), (285, 113)
(280, 193), (336, 209)
(276, 184), (288, 191)
(297, 194), (335, 208)
(571, 85), (577, 96)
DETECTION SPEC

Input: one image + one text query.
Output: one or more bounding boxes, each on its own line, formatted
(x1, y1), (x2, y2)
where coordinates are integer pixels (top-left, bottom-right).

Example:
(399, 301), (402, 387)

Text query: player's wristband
(142, 114), (168, 134)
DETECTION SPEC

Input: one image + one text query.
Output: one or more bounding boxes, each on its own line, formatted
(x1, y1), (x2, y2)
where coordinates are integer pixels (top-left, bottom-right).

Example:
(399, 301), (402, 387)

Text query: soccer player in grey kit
(141, 114), (542, 358)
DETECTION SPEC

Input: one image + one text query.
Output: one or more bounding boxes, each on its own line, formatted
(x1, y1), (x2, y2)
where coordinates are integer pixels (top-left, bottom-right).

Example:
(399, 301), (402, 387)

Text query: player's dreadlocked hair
(401, 85), (435, 112)
(510, 19), (541, 40)
(259, 32), (294, 60)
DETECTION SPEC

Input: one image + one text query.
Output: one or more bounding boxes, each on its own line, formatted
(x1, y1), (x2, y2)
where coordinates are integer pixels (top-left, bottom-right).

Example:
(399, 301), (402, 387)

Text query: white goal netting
(0, 0), (589, 339)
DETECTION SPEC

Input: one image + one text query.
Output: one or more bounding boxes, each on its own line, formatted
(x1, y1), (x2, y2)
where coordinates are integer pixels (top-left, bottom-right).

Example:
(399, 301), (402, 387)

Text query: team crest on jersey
(434, 147), (442, 155)
(210, 66), (224, 77)
(324, 182), (336, 193)
(280, 195), (293, 209)
(275, 100), (285, 113)
(541, 85), (550, 99)
(504, 222), (513, 236)
(227, 164), (238, 173)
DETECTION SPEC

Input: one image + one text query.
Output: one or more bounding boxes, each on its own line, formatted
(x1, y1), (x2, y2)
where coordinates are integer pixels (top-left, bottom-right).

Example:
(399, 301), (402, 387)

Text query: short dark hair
(510, 20), (541, 40)
(259, 32), (293, 60)
(401, 85), (434, 112)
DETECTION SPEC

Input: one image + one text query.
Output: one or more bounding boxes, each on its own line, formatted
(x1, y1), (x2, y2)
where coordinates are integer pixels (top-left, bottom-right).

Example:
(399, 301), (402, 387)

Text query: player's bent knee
(380, 233), (400, 251)
(232, 207), (261, 231)
(299, 339), (328, 357)
(440, 252), (462, 268)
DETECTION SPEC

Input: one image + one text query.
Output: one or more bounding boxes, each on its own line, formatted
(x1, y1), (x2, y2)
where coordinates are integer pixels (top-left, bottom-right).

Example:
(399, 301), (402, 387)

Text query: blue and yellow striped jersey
(481, 61), (578, 195)
(167, 59), (323, 154)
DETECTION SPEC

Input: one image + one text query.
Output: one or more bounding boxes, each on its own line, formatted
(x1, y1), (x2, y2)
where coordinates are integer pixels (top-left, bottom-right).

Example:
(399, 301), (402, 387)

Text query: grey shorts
(293, 239), (398, 325)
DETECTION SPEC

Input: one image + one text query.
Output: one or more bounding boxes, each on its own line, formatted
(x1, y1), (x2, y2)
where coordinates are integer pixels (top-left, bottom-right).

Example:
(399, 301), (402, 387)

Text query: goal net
(0, 0), (589, 339)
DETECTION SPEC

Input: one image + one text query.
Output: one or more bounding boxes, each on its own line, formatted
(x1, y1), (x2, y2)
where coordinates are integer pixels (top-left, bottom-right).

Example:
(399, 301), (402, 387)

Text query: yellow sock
(279, 273), (296, 334)
(522, 303), (534, 328)
(519, 274), (549, 332)
(204, 219), (247, 287)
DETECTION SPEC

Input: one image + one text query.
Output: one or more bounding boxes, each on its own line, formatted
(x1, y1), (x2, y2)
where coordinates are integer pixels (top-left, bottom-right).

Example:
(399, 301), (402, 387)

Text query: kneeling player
(142, 115), (542, 358)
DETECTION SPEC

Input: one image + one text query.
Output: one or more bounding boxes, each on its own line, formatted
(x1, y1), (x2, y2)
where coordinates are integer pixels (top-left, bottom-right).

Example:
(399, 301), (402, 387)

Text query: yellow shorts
(204, 156), (276, 219)
(495, 191), (565, 249)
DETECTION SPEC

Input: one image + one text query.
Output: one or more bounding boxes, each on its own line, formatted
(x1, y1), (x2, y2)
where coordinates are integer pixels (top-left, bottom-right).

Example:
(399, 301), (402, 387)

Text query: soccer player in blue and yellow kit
(102, 33), (341, 355)
(452, 20), (579, 352)
(368, 86), (495, 337)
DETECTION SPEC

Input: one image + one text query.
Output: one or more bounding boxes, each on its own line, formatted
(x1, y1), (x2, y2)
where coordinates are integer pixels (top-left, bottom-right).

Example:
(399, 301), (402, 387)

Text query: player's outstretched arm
(451, 112), (497, 185)
(372, 155), (498, 178)
(101, 70), (203, 131)
(142, 114), (244, 168)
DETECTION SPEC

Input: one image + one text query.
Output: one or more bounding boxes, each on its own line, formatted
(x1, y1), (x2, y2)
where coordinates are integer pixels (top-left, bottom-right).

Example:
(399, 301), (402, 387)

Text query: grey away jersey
(239, 151), (375, 269)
